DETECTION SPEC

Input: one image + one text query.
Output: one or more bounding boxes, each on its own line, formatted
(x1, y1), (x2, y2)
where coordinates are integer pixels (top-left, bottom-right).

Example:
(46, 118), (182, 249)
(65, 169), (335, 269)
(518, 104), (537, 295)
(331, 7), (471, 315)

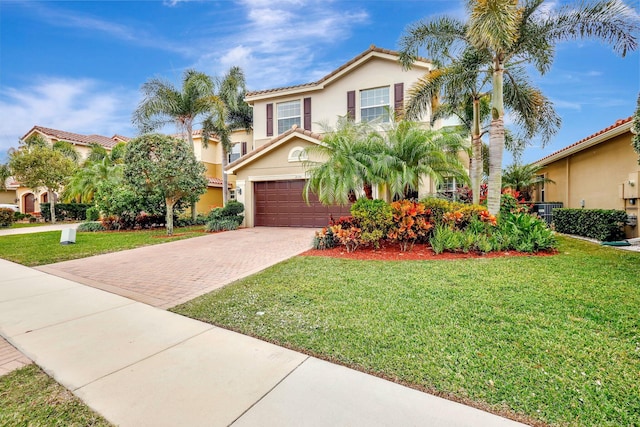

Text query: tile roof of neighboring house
(207, 177), (231, 188)
(535, 117), (633, 165)
(246, 45), (430, 98)
(226, 125), (322, 172)
(111, 134), (131, 142)
(22, 126), (126, 149)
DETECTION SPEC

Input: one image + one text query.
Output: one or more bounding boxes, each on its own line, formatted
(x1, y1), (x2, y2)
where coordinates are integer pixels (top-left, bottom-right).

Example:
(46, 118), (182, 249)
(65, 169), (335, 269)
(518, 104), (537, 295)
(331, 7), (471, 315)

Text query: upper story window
(361, 87), (390, 123)
(228, 143), (242, 164)
(277, 100), (301, 134)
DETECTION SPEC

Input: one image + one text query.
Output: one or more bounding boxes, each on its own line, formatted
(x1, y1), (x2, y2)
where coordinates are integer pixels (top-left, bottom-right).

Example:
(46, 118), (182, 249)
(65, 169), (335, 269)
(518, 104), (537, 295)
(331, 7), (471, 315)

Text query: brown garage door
(254, 180), (352, 227)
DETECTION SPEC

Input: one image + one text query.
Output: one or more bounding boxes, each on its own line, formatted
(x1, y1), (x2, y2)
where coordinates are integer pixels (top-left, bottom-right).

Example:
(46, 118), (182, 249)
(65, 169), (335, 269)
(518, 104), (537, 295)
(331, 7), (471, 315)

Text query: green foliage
(0, 208), (15, 227)
(312, 227), (336, 250)
(222, 200), (245, 216)
(553, 208), (627, 241)
(206, 201), (245, 227)
(498, 212), (557, 252)
(124, 134), (207, 235)
(86, 206), (100, 221)
(40, 203), (91, 222)
(205, 218), (239, 232)
(632, 93), (640, 163)
(351, 198), (393, 248)
(502, 162), (554, 201)
(77, 221), (106, 232)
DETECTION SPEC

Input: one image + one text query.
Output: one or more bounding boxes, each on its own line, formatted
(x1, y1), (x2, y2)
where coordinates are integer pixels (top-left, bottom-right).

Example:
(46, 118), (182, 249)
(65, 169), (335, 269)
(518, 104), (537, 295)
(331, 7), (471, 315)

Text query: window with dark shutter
(394, 83), (404, 115)
(347, 91), (356, 120)
(241, 141), (247, 156)
(266, 103), (273, 137)
(303, 97), (312, 131)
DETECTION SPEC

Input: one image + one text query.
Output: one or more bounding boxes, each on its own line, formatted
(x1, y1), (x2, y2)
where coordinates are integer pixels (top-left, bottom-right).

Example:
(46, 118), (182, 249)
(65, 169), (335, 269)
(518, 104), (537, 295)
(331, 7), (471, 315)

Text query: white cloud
(0, 78), (137, 159)
(191, 0), (369, 90)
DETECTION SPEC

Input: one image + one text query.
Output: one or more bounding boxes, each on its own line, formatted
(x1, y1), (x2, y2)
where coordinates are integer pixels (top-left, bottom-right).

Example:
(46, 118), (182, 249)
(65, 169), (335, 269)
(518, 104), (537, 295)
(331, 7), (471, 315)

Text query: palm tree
(303, 117), (383, 205)
(132, 70), (222, 218)
(400, 19), (560, 207)
(502, 162), (554, 201)
(401, 0), (637, 214)
(63, 143), (125, 203)
(375, 121), (469, 200)
(202, 66), (253, 205)
(467, 0), (637, 215)
(0, 163), (10, 191)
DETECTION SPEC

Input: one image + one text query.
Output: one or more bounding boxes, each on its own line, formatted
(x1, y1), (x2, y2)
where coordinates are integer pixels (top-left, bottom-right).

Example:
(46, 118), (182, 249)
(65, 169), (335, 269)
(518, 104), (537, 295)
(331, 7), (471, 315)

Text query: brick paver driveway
(37, 227), (315, 309)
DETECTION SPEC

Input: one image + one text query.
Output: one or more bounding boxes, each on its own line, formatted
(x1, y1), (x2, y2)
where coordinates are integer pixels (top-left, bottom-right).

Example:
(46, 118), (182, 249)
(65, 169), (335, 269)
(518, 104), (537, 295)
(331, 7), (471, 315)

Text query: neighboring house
(15, 126), (128, 214)
(0, 178), (19, 206)
(226, 46), (437, 227)
(533, 116), (639, 238)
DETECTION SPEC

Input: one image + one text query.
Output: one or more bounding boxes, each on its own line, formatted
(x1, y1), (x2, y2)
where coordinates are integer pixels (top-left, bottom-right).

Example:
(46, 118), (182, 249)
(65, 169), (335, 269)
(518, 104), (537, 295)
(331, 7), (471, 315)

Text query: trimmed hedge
(40, 203), (91, 222)
(553, 208), (627, 241)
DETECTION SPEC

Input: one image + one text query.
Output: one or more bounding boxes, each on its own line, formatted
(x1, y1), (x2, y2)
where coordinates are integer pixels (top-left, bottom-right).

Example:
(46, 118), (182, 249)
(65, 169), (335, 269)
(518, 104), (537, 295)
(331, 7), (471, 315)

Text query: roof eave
(535, 121), (633, 166)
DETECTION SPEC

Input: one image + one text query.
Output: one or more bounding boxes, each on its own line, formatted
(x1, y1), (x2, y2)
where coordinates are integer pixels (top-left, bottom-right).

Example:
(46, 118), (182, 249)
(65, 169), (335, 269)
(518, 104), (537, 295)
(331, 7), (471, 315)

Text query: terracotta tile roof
(226, 125), (322, 171)
(535, 117), (633, 164)
(207, 177), (231, 188)
(23, 126), (126, 149)
(246, 45), (430, 97)
(111, 134), (130, 142)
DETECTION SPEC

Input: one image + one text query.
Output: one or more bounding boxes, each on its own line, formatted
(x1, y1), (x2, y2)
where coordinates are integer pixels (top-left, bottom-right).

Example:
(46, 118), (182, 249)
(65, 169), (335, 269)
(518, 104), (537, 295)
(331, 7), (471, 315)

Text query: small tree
(123, 134), (207, 235)
(9, 145), (76, 223)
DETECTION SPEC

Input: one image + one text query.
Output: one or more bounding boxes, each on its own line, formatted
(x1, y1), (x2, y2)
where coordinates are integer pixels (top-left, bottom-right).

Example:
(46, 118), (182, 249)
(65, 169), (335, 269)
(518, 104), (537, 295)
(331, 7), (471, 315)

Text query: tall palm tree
(400, 19), (560, 207)
(401, 0), (637, 215)
(133, 69), (223, 217)
(202, 66), (253, 205)
(466, 0), (637, 215)
(502, 162), (555, 201)
(303, 117), (383, 205)
(375, 121), (469, 200)
(63, 143), (125, 203)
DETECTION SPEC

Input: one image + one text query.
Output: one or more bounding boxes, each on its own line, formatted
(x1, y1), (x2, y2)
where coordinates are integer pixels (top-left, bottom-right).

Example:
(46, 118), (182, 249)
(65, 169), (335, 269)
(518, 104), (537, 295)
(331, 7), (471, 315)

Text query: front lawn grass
(173, 236), (640, 426)
(0, 364), (112, 426)
(0, 226), (208, 266)
(7, 222), (51, 229)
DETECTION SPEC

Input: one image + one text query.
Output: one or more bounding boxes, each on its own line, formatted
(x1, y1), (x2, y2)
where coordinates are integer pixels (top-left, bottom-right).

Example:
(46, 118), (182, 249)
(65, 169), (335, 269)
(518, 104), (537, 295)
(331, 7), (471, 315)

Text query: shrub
(0, 208), (15, 227)
(41, 203), (92, 222)
(553, 208), (627, 241)
(312, 227), (336, 250)
(351, 198), (393, 248)
(330, 224), (362, 253)
(207, 202), (245, 227)
(222, 200), (244, 216)
(77, 221), (106, 232)
(205, 218), (239, 232)
(388, 200), (433, 251)
(86, 206), (100, 222)
(499, 212), (557, 252)
(175, 214), (207, 227)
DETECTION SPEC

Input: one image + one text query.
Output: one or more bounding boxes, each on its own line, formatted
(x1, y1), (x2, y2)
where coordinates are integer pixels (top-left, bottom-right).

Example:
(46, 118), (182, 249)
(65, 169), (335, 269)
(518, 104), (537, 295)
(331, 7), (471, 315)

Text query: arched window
(288, 146), (308, 163)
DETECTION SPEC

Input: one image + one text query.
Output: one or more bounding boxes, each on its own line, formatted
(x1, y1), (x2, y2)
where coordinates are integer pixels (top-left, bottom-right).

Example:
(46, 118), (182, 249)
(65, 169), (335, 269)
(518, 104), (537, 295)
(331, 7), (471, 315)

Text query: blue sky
(1, 0), (639, 165)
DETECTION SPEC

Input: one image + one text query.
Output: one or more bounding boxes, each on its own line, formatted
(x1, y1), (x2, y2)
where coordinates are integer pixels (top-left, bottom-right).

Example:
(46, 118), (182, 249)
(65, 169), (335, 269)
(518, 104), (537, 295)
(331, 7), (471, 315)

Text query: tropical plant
(501, 162), (554, 201)
(202, 66), (253, 205)
(400, 0), (637, 215)
(304, 117), (383, 205)
(0, 163), (10, 191)
(351, 198), (393, 248)
(123, 134), (207, 235)
(376, 121), (469, 200)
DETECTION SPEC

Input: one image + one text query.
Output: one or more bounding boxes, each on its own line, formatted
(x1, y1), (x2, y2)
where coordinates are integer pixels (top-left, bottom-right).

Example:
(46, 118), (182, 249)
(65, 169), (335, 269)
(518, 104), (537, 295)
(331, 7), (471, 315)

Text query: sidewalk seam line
(72, 325), (216, 392)
(228, 355), (311, 426)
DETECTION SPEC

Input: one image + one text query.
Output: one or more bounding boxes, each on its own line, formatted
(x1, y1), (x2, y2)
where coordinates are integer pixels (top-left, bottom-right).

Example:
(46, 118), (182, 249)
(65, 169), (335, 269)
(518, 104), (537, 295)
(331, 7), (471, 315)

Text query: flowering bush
(330, 224), (362, 253)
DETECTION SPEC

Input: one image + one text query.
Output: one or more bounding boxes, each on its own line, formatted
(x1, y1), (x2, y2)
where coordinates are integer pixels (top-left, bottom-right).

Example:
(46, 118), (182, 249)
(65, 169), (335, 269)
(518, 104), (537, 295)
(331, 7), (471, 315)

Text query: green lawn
(0, 226), (208, 266)
(173, 237), (640, 426)
(7, 222), (52, 229)
(0, 364), (112, 426)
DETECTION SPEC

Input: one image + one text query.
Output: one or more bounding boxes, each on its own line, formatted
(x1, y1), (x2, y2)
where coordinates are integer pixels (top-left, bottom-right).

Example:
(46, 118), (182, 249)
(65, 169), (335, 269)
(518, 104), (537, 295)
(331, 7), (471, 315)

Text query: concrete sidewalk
(0, 258), (527, 426)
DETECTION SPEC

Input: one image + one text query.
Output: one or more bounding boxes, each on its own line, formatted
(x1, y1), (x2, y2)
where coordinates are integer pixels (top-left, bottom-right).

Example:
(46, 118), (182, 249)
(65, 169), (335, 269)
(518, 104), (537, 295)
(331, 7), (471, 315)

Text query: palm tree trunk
(166, 198), (175, 236)
(222, 148), (229, 206)
(471, 98), (482, 205)
(185, 125), (198, 221)
(487, 60), (505, 216)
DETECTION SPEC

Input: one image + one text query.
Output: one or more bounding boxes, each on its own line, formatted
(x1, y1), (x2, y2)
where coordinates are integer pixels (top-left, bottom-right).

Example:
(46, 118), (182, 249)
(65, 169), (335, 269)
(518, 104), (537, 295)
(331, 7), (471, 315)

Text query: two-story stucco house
(226, 46), (437, 227)
(15, 126), (130, 214)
